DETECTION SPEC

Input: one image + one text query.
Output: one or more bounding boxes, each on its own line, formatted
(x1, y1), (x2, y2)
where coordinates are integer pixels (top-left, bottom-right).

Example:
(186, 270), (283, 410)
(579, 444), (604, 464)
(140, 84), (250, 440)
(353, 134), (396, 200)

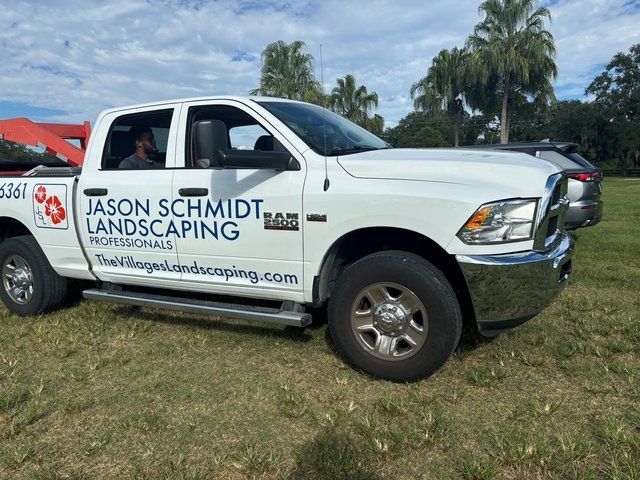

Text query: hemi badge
(307, 213), (327, 222)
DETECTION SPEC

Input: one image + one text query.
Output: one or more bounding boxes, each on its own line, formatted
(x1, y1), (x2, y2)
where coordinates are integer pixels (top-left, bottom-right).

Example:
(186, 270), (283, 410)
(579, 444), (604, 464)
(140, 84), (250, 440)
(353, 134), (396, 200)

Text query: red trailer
(0, 118), (91, 169)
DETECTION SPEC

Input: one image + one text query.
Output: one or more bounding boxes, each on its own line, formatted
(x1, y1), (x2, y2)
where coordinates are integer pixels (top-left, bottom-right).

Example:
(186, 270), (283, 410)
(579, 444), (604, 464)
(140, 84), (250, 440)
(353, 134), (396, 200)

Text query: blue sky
(1, 0), (639, 128)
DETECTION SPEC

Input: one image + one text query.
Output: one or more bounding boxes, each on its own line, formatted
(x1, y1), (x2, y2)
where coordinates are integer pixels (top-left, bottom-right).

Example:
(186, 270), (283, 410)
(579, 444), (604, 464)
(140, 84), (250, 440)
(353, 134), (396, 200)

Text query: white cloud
(0, 0), (639, 127)
(550, 0), (640, 98)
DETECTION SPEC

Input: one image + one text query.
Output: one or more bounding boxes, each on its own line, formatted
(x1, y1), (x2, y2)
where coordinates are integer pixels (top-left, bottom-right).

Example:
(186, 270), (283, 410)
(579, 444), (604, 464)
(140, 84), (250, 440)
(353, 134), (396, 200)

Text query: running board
(82, 288), (312, 327)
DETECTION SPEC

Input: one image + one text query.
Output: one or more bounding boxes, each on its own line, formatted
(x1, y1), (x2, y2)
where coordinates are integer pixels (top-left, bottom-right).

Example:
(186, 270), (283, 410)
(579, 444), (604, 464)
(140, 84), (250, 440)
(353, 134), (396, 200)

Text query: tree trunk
(453, 122), (459, 147)
(619, 155), (627, 176)
(501, 77), (511, 144)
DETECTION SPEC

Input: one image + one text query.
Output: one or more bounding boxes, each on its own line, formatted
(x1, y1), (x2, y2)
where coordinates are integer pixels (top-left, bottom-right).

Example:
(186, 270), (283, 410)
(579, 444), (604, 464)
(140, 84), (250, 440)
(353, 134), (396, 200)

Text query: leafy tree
(541, 101), (606, 161)
(543, 101), (597, 145)
(504, 90), (550, 141)
(330, 74), (384, 134)
(410, 47), (470, 146)
(0, 139), (35, 161)
(383, 110), (486, 148)
(586, 43), (640, 120)
(383, 112), (470, 148)
(466, 0), (557, 143)
(586, 43), (640, 170)
(0, 139), (60, 165)
(250, 40), (323, 104)
(367, 114), (385, 136)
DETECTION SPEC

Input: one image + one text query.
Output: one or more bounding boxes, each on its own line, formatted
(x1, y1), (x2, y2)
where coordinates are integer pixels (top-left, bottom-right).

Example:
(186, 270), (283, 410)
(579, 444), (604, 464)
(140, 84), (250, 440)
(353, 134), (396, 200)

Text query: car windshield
(257, 100), (390, 156)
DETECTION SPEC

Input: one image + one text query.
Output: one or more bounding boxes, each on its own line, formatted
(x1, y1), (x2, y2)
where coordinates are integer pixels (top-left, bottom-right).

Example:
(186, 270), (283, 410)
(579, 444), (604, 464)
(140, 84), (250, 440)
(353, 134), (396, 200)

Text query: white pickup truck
(0, 96), (574, 381)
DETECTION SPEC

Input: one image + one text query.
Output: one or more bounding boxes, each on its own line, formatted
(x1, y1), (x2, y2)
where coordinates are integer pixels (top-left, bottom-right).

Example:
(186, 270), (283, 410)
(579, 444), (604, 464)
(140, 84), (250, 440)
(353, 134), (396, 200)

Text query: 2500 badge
(264, 212), (299, 231)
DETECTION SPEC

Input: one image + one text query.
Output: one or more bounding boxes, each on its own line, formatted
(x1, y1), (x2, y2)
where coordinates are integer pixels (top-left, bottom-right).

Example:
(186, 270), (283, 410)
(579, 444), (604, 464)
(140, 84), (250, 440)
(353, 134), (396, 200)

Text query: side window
(229, 124), (270, 150)
(537, 149), (580, 170)
(186, 105), (288, 168)
(101, 109), (173, 170)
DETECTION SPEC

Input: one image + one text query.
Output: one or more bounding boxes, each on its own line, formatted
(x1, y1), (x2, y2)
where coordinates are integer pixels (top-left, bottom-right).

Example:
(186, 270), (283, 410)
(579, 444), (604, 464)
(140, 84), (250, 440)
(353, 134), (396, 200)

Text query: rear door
(78, 104), (183, 287)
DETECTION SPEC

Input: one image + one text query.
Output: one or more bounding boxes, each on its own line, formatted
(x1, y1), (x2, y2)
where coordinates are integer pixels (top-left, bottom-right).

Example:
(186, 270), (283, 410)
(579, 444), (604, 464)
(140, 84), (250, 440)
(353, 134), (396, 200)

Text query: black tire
(0, 235), (68, 316)
(328, 250), (462, 382)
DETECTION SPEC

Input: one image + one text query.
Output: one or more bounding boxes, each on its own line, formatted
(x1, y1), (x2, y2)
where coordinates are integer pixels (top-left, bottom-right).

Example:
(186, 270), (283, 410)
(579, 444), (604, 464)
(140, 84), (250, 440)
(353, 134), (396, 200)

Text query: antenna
(320, 44), (330, 191)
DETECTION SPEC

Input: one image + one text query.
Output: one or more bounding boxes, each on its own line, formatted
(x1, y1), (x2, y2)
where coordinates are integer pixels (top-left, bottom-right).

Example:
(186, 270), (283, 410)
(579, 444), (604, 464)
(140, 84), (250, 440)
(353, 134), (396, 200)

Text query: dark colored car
(462, 141), (603, 229)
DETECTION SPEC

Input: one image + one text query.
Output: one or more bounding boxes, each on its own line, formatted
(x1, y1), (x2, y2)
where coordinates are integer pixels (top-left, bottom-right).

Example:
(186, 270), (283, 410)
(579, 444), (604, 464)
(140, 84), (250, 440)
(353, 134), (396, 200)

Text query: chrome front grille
(533, 173), (569, 250)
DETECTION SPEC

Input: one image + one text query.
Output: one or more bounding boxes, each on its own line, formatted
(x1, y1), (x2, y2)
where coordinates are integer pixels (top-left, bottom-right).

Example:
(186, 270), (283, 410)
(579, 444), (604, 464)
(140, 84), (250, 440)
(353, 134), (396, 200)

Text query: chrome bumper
(456, 232), (574, 336)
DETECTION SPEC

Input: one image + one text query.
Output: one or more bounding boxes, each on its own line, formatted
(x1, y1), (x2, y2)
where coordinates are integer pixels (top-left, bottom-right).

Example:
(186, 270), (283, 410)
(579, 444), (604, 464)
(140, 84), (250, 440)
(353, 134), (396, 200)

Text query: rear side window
(567, 153), (597, 170)
(537, 149), (582, 170)
(101, 109), (173, 170)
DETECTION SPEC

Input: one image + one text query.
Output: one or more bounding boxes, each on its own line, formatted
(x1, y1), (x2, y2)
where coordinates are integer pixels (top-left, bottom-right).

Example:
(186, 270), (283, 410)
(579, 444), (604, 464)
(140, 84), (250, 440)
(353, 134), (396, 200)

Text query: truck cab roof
(98, 96), (301, 117)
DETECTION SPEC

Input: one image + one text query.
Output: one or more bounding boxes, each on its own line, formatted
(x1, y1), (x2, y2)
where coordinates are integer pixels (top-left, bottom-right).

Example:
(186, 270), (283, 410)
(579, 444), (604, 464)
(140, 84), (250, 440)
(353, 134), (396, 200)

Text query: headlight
(457, 199), (537, 244)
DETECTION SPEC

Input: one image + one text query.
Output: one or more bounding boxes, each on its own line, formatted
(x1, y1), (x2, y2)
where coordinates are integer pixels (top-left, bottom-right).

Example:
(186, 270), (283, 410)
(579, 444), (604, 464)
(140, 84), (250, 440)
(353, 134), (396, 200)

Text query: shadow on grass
(288, 427), (380, 480)
(456, 324), (497, 355)
(111, 305), (314, 343)
(305, 305), (329, 329)
(66, 279), (95, 306)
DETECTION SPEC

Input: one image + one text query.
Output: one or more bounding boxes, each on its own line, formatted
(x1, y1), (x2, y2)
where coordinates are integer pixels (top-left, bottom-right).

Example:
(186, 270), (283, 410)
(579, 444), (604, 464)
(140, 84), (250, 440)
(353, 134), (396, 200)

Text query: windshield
(257, 100), (390, 156)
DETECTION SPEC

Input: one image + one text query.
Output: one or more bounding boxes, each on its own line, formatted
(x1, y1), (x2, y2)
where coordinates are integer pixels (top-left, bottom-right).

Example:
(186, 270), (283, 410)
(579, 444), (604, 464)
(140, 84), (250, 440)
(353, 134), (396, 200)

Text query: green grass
(1, 178), (639, 479)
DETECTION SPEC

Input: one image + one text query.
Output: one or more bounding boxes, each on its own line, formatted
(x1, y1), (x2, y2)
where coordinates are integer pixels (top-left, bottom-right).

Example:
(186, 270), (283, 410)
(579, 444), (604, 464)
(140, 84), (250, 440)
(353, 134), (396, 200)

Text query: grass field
(1, 178), (639, 479)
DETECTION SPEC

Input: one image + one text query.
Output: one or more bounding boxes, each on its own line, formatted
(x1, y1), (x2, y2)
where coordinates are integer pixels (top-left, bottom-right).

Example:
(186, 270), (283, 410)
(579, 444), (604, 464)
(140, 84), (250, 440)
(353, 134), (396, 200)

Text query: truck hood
(337, 148), (562, 198)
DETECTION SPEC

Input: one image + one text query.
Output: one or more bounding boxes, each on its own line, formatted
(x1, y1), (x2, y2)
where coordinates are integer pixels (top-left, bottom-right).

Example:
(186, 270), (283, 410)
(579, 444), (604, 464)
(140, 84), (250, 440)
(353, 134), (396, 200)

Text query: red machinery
(0, 118), (91, 167)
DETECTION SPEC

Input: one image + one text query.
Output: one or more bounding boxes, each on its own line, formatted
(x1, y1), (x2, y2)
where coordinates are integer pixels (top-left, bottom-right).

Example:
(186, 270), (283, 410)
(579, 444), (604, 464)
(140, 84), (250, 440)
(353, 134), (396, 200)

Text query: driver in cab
(118, 125), (162, 169)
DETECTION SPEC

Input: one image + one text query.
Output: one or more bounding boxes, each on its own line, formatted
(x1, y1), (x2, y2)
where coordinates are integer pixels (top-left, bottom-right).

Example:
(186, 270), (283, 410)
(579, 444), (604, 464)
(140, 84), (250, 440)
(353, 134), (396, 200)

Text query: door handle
(179, 188), (209, 197)
(84, 188), (108, 196)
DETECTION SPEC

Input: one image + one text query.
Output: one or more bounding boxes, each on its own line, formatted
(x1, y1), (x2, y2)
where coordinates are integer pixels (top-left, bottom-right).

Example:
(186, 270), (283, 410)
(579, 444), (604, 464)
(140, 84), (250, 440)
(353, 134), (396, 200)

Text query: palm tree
(250, 40), (323, 104)
(410, 47), (469, 147)
(466, 0), (557, 143)
(330, 74), (383, 132)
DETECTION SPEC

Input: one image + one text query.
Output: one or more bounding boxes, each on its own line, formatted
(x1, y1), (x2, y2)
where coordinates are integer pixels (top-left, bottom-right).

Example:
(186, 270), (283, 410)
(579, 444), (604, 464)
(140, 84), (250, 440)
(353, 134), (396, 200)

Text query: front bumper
(456, 232), (574, 336)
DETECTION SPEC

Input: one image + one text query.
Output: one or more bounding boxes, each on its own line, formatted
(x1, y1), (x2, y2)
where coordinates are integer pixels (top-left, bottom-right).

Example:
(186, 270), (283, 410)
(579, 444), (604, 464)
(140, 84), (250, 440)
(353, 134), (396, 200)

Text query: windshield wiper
(329, 145), (389, 155)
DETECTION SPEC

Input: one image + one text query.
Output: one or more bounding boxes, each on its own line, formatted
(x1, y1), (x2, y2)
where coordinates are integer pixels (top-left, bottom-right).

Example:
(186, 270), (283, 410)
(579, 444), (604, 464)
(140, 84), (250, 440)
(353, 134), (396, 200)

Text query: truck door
(78, 104), (183, 287)
(172, 100), (305, 301)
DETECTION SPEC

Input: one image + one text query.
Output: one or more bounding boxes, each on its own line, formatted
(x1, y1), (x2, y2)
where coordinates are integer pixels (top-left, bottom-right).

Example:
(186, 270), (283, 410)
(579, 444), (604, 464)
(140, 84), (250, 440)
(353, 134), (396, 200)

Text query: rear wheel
(328, 251), (462, 382)
(0, 236), (68, 316)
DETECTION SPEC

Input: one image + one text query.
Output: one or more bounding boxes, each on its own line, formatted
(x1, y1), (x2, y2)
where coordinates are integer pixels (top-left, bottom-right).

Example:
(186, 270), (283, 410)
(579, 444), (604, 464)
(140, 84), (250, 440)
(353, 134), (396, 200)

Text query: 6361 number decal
(0, 182), (28, 200)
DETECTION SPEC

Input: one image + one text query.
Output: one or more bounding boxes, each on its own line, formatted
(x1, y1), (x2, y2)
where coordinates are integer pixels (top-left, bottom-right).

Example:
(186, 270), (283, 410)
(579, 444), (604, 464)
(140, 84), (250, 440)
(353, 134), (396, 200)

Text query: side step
(82, 288), (312, 327)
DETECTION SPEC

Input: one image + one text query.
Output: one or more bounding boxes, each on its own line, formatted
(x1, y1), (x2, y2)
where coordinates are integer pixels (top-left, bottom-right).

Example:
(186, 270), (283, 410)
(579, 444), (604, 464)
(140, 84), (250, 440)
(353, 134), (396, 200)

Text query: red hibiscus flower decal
(35, 185), (47, 204)
(44, 195), (66, 225)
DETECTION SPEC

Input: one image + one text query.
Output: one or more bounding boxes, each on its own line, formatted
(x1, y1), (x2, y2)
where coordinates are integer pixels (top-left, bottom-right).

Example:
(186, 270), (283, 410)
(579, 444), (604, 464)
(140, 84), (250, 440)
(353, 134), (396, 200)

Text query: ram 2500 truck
(0, 96), (574, 381)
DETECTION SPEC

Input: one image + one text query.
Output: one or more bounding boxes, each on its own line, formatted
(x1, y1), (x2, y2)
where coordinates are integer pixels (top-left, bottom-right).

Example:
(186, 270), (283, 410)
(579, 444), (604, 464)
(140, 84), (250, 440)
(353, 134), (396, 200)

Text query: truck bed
(0, 162), (82, 178)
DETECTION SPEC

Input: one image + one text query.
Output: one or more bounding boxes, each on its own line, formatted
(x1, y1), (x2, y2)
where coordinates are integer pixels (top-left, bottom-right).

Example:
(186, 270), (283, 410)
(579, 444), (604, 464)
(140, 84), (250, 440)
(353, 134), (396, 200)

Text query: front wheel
(328, 251), (462, 382)
(0, 236), (68, 316)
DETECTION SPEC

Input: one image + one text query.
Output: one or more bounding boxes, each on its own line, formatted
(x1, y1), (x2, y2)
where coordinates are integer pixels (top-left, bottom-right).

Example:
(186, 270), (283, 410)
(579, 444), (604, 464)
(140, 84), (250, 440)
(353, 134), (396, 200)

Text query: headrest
(254, 135), (274, 151)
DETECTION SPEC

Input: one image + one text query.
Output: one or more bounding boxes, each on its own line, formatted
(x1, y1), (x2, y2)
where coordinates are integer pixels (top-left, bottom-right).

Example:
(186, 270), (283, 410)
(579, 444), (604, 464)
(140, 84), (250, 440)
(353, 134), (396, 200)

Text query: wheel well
(0, 217), (32, 242)
(313, 227), (475, 322)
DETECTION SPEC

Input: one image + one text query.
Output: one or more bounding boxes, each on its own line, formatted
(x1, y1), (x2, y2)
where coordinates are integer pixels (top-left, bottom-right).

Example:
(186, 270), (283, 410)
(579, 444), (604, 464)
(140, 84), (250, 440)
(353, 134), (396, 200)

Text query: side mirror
(193, 120), (299, 170)
(193, 120), (228, 168)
